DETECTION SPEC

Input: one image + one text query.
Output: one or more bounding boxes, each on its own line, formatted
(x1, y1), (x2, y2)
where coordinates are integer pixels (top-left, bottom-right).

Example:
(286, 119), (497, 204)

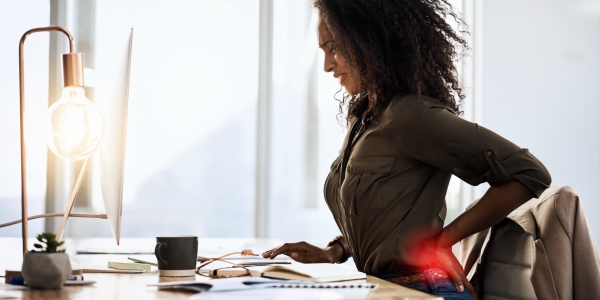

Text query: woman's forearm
(437, 180), (536, 248)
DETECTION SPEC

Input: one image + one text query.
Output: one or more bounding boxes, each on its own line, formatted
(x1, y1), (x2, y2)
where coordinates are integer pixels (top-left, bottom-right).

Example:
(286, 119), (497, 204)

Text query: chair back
(480, 219), (536, 300)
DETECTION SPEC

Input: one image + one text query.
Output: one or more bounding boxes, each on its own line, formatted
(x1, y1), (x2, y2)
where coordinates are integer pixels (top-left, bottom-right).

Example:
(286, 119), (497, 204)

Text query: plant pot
(21, 252), (72, 289)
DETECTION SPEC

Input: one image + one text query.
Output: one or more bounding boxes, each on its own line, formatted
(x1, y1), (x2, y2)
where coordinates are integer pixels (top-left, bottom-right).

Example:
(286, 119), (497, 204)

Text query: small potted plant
(21, 232), (72, 289)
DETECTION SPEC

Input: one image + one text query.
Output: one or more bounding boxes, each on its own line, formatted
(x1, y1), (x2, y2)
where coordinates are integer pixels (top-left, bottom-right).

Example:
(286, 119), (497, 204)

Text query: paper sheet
(190, 286), (373, 300)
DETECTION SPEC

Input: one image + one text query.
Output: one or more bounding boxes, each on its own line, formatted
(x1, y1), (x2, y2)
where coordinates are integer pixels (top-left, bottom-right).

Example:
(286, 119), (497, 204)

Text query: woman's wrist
(325, 243), (345, 264)
(326, 235), (350, 263)
(437, 226), (458, 249)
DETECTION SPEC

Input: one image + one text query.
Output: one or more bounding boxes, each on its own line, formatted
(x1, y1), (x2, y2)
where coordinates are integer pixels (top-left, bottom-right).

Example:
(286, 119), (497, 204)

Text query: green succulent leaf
(29, 231), (66, 253)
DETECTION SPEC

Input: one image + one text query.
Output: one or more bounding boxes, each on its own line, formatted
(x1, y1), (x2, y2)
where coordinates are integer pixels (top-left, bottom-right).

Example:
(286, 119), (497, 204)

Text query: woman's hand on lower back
(435, 244), (479, 300)
(262, 241), (343, 264)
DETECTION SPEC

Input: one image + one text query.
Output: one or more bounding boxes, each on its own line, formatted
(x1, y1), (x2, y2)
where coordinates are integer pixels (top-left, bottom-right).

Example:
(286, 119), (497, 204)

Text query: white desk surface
(0, 237), (440, 300)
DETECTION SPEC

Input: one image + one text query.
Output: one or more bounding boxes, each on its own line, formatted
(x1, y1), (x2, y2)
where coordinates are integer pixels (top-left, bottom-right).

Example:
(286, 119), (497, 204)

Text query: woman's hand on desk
(262, 241), (343, 264)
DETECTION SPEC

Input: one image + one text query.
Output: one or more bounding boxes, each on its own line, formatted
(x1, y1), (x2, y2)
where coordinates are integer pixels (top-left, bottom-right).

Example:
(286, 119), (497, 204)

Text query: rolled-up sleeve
(392, 96), (551, 198)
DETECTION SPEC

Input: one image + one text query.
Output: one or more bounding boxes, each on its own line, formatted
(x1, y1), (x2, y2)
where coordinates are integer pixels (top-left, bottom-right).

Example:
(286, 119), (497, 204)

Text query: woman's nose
(323, 53), (335, 73)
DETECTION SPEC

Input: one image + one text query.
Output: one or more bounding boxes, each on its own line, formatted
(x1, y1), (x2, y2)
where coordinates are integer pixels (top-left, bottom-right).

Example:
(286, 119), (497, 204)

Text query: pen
(68, 275), (85, 281)
(127, 257), (158, 266)
(10, 275), (84, 286)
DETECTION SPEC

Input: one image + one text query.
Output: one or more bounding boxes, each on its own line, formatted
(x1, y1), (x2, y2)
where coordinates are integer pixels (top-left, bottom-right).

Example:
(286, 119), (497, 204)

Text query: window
(0, 1), (50, 237)
(66, 0), (260, 238)
(2, 0), (484, 246)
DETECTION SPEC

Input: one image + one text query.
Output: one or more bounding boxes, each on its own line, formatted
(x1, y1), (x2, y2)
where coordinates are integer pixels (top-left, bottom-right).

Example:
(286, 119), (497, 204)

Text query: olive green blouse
(323, 94), (551, 275)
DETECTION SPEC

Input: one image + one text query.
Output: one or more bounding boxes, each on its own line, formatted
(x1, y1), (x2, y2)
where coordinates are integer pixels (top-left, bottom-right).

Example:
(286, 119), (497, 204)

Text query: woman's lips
(337, 74), (347, 85)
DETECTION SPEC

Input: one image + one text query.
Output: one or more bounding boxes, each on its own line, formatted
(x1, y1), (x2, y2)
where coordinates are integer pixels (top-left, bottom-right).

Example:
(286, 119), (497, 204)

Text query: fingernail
(457, 285), (464, 292)
(291, 253), (298, 258)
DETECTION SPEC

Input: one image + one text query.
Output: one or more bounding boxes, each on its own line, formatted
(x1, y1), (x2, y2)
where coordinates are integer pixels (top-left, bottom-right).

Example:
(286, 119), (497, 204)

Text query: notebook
(189, 285), (376, 300)
(198, 259), (290, 277)
(108, 261), (151, 271)
(209, 263), (366, 282)
(149, 277), (377, 294)
(149, 277), (292, 293)
(71, 264), (144, 274)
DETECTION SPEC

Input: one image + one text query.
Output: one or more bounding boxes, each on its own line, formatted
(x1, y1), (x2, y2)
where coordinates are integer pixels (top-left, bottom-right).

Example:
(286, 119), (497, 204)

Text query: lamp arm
(20, 26), (75, 54)
(0, 214), (108, 229)
(57, 157), (89, 241)
(19, 26), (75, 254)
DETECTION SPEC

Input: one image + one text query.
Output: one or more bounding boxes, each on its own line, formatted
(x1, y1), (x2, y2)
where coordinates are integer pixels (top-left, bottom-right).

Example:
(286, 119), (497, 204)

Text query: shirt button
(487, 151), (492, 156)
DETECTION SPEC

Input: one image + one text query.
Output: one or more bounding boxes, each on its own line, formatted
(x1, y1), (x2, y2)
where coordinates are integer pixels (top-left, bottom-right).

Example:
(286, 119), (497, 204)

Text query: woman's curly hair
(314, 0), (469, 122)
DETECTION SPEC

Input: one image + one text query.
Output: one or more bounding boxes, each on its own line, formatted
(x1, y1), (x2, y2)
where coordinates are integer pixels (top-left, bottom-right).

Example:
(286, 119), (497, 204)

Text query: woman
(262, 1), (551, 299)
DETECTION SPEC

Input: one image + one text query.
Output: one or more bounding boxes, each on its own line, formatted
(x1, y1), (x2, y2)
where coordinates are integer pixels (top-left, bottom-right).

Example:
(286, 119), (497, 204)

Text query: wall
(482, 0), (600, 241)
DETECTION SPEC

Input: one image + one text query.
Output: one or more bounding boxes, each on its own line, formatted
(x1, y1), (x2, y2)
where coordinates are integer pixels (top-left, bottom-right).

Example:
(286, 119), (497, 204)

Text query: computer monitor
(97, 28), (133, 245)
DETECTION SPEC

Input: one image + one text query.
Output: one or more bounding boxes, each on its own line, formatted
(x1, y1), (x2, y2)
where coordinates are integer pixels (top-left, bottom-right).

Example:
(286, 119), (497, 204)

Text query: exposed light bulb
(46, 87), (105, 160)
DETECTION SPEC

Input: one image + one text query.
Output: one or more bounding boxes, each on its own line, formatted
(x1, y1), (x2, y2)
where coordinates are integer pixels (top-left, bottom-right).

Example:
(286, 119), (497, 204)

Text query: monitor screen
(97, 28), (133, 245)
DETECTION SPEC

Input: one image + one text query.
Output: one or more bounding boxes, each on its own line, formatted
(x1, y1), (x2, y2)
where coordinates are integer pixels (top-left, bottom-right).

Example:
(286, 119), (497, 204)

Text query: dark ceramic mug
(155, 235), (198, 277)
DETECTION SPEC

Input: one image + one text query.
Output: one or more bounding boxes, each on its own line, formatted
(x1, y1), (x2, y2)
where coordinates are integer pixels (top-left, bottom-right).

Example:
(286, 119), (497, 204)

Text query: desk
(0, 238), (440, 299)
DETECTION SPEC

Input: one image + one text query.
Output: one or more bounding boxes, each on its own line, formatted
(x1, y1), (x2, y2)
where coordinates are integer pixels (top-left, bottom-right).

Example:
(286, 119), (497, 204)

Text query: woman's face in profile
(317, 18), (360, 95)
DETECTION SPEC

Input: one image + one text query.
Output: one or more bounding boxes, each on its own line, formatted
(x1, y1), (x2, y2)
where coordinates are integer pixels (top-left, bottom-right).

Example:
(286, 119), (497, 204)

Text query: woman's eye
(329, 46), (337, 54)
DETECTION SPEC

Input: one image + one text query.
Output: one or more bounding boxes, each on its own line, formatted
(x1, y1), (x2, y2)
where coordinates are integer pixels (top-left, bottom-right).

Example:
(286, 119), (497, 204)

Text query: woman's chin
(343, 87), (358, 96)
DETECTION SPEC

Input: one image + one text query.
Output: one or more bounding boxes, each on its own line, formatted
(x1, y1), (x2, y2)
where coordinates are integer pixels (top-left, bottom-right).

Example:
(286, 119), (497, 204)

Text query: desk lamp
(11, 26), (106, 254)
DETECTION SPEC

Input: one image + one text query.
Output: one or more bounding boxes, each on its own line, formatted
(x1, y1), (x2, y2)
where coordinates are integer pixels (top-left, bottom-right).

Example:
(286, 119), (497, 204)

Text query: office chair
(460, 186), (600, 300)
